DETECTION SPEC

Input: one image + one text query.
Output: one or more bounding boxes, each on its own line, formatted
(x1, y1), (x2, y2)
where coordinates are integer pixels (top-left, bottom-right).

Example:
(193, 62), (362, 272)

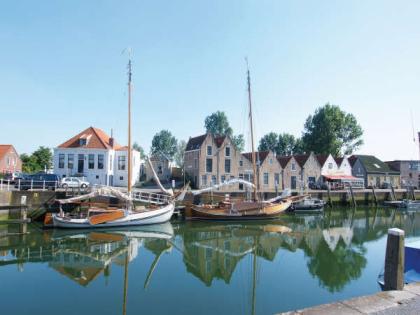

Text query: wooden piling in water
(326, 184), (332, 207)
(390, 185), (396, 201)
(384, 228), (405, 291)
(349, 186), (356, 207)
(371, 187), (378, 205)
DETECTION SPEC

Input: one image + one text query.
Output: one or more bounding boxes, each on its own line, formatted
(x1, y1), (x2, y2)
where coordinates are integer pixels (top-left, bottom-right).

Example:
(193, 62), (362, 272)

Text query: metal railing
(131, 190), (171, 205)
(0, 179), (60, 191)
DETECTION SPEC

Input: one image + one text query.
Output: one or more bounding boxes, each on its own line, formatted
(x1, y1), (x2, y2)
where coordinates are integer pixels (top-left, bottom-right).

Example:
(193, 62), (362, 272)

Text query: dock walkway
(279, 282), (420, 315)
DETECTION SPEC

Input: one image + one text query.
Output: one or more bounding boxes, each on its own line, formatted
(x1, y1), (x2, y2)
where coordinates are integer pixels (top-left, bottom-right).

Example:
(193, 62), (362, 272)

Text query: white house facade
(53, 127), (140, 188)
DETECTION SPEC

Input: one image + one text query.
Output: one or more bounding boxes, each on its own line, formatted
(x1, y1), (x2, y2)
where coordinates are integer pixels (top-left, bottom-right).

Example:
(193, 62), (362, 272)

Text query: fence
(0, 179), (60, 191)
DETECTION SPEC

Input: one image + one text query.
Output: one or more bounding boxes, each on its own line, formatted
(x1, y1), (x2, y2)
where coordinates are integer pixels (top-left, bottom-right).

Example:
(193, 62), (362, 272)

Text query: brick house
(350, 155), (400, 188)
(277, 156), (301, 190)
(385, 160), (420, 189)
(0, 145), (22, 174)
(53, 127), (141, 187)
(295, 152), (322, 187)
(145, 154), (176, 182)
(238, 150), (281, 192)
(184, 133), (240, 190)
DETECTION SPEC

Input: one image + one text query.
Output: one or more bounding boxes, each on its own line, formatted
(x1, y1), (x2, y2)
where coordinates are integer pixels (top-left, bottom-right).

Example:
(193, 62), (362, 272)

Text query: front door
(78, 154), (84, 173)
(291, 176), (297, 189)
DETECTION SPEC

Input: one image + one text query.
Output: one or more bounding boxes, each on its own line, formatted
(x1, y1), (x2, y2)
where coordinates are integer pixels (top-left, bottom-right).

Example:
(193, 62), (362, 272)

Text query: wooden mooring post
(326, 184), (332, 207)
(349, 186), (356, 207)
(390, 185), (396, 201)
(371, 187), (378, 205)
(384, 228), (405, 291)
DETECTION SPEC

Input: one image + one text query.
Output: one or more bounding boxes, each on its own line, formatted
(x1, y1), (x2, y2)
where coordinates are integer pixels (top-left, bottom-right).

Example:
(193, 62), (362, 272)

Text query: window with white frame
(59, 154), (65, 168)
(118, 156), (126, 170)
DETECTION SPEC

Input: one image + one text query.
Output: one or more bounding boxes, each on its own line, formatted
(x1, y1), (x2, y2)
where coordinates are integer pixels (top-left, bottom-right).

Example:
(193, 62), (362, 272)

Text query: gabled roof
(294, 154), (311, 168)
(334, 157), (344, 166)
(0, 145), (14, 160)
(242, 151), (269, 164)
(185, 134), (207, 151)
(316, 155), (329, 167)
(277, 156), (292, 168)
(58, 127), (120, 150)
(348, 155), (358, 167)
(351, 155), (400, 174)
(214, 135), (226, 148)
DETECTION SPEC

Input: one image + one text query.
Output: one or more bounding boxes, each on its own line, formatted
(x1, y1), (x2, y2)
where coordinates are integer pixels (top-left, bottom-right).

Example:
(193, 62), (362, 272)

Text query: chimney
(109, 128), (114, 148)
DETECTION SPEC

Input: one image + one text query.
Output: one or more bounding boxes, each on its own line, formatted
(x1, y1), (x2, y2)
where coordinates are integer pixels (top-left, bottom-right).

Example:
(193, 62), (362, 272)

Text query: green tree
(278, 133), (304, 155)
(174, 140), (187, 167)
(21, 146), (53, 173)
(204, 111), (233, 136)
(302, 104), (363, 156)
(231, 134), (245, 152)
(150, 130), (178, 159)
(258, 132), (279, 153)
(204, 111), (244, 152)
(258, 132), (304, 155)
(133, 142), (146, 159)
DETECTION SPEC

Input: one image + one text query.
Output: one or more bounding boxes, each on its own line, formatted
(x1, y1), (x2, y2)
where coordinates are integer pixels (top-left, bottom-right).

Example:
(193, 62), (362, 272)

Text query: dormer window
(79, 138), (87, 146)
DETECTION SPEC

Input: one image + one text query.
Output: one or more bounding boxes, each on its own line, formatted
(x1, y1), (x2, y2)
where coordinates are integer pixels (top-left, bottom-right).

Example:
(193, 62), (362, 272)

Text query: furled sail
(146, 157), (174, 196)
(191, 178), (255, 196)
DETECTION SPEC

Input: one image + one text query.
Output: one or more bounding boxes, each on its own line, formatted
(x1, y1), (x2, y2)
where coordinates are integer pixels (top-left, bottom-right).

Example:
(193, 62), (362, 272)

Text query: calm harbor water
(1, 207), (420, 315)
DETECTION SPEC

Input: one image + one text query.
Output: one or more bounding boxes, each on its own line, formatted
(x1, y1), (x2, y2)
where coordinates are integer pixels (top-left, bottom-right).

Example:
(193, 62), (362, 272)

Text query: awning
(323, 175), (361, 181)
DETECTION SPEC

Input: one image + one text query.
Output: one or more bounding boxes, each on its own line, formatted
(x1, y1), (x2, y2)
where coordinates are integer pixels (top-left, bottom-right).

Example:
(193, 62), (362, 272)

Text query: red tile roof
(58, 127), (121, 150)
(294, 154), (311, 167)
(277, 156), (292, 168)
(316, 155), (329, 167)
(242, 151), (269, 164)
(0, 145), (13, 160)
(185, 134), (207, 151)
(334, 157), (344, 166)
(214, 135), (226, 148)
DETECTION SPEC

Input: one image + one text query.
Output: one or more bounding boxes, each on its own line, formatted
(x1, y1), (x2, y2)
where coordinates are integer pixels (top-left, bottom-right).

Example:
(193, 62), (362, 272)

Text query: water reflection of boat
(291, 197), (326, 213)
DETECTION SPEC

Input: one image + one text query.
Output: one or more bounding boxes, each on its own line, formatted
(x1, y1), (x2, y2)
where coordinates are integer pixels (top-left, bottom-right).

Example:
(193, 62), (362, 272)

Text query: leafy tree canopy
(302, 104), (363, 156)
(21, 146), (52, 173)
(150, 130), (178, 159)
(258, 132), (304, 155)
(231, 134), (245, 153)
(132, 142), (146, 159)
(204, 111), (233, 136)
(204, 111), (244, 152)
(174, 140), (187, 167)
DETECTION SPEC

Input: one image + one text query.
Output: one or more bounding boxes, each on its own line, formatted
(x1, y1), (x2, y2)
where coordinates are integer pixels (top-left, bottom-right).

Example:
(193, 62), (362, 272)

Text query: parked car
(16, 174), (61, 190)
(61, 177), (90, 189)
(3, 172), (24, 184)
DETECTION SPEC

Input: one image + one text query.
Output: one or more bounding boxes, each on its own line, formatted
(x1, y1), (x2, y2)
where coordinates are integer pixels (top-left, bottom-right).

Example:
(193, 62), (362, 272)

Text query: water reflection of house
(48, 234), (139, 286)
(322, 227), (353, 251)
(183, 232), (253, 286)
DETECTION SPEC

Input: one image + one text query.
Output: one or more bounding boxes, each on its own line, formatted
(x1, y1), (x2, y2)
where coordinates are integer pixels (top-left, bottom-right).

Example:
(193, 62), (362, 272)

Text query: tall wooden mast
(246, 59), (258, 201)
(127, 57), (132, 195)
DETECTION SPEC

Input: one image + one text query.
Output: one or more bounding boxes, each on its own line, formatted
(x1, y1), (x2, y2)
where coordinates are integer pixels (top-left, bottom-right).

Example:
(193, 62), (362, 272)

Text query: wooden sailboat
(189, 62), (291, 220)
(52, 56), (175, 228)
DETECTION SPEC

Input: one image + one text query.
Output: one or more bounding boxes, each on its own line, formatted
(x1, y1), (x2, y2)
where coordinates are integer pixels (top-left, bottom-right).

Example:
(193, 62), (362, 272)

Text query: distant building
(145, 154), (176, 182)
(239, 150), (281, 192)
(184, 133), (240, 190)
(385, 160), (420, 189)
(350, 155), (400, 188)
(53, 127), (140, 187)
(277, 156), (301, 190)
(0, 145), (22, 174)
(294, 152), (321, 187)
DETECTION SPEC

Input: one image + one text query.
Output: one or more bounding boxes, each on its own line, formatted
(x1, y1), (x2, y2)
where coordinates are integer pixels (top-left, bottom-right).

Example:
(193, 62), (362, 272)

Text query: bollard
(384, 228), (405, 290)
(20, 195), (27, 221)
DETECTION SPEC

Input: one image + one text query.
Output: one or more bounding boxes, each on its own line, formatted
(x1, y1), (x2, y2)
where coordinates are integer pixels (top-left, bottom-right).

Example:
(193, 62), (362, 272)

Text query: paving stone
(295, 302), (361, 315)
(404, 283), (420, 296)
(377, 290), (417, 303)
(342, 294), (397, 314)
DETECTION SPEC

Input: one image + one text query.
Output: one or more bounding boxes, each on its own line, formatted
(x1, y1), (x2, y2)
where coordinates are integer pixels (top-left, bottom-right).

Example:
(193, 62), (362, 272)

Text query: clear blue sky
(1, 0), (419, 161)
